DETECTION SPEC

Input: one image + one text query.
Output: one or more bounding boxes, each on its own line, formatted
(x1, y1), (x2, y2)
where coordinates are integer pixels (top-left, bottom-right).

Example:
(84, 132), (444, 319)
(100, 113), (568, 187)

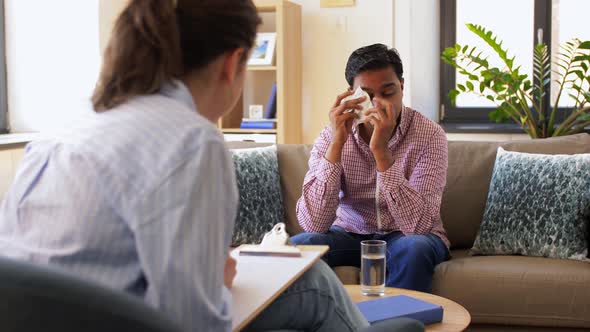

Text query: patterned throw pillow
(471, 147), (590, 261)
(231, 145), (284, 246)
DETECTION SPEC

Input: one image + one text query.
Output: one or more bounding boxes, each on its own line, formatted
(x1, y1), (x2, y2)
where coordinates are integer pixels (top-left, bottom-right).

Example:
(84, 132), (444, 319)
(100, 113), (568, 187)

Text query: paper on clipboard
(238, 245), (301, 257)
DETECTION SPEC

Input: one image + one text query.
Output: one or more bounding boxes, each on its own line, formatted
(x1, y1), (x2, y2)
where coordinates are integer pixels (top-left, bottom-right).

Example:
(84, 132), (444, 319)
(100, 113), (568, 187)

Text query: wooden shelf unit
(221, 128), (277, 134)
(218, 0), (301, 144)
(247, 65), (277, 71)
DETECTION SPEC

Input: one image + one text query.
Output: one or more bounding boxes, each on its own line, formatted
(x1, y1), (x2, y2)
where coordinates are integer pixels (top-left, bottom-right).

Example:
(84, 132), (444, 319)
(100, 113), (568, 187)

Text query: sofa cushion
(442, 133), (590, 249)
(231, 145), (284, 246)
(432, 250), (590, 328)
(334, 266), (360, 285)
(471, 148), (590, 261)
(276, 144), (312, 236)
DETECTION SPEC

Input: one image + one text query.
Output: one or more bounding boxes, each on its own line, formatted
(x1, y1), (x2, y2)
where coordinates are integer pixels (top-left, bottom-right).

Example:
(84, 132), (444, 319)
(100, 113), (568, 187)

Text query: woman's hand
(224, 255), (237, 289)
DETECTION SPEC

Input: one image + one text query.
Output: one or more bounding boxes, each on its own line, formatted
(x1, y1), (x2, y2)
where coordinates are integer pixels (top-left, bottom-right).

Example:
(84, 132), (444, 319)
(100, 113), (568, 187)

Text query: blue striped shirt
(0, 81), (238, 332)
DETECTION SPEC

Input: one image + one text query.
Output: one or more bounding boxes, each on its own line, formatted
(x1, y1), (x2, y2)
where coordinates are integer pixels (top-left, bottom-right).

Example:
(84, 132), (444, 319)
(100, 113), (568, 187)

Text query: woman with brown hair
(0, 1), (423, 331)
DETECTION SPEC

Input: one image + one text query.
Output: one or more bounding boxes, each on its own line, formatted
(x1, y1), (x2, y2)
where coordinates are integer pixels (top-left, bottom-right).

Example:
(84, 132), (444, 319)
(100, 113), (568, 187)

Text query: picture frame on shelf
(248, 32), (277, 66)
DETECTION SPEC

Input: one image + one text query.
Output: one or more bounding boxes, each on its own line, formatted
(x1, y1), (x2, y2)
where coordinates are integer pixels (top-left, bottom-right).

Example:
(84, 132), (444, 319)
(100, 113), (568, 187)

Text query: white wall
(5, 0), (101, 133)
(394, 0), (440, 122)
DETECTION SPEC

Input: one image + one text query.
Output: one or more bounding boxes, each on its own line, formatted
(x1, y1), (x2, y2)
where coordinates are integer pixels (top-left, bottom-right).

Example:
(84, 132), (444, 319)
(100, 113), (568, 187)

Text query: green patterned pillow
(231, 145), (284, 246)
(471, 147), (590, 261)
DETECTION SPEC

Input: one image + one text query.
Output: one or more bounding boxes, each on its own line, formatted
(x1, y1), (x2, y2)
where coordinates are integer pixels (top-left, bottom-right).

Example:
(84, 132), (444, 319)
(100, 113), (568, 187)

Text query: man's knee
(291, 232), (331, 245)
(388, 235), (433, 260)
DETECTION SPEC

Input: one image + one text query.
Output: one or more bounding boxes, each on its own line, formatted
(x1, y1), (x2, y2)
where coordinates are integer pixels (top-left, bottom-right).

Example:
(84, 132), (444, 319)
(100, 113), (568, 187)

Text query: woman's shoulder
(41, 94), (225, 186)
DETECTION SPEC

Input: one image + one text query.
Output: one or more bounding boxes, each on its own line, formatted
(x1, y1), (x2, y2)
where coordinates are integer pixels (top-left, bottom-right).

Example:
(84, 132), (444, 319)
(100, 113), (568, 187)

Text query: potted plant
(442, 24), (590, 138)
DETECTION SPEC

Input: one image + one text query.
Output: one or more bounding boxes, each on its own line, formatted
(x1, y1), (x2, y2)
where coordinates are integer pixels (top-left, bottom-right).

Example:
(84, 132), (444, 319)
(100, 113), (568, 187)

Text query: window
(0, 0), (7, 133)
(4, 0), (100, 133)
(440, 0), (590, 125)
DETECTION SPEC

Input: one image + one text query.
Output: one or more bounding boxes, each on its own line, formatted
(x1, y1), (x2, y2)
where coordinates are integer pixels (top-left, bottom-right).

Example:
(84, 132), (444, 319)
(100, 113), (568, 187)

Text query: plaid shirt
(296, 106), (450, 248)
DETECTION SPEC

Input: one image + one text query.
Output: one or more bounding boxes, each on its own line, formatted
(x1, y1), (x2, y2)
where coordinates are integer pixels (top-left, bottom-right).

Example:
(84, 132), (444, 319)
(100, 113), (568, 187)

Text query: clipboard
(230, 245), (329, 331)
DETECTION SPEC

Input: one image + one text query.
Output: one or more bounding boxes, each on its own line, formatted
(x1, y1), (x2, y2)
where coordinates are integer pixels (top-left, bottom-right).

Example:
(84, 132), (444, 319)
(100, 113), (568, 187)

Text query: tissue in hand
(340, 86), (373, 125)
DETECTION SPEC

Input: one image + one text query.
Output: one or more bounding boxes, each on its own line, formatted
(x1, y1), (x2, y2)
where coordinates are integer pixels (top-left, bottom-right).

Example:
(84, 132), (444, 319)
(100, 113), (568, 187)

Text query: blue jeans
(244, 259), (369, 331)
(244, 260), (424, 332)
(291, 226), (449, 293)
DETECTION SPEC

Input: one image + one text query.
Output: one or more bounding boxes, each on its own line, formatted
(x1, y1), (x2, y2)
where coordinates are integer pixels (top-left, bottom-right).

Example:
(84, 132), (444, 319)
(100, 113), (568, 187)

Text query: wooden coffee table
(344, 285), (470, 332)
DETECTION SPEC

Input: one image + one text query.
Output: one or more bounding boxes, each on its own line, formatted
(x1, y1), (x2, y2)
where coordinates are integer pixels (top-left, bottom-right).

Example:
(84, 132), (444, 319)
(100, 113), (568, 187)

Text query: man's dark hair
(345, 44), (403, 87)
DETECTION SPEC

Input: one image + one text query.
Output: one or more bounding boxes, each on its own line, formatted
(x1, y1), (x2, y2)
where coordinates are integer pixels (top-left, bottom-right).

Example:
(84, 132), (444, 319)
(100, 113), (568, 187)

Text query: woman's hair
(92, 0), (261, 111)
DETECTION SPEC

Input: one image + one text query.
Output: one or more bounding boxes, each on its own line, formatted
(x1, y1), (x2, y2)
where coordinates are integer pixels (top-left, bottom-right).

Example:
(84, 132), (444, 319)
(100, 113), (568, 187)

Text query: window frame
(0, 0), (7, 133)
(439, 0), (553, 125)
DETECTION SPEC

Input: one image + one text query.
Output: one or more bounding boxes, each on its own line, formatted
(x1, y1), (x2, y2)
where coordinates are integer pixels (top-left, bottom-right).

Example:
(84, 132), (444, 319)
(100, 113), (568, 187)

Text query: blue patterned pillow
(471, 147), (590, 261)
(231, 145), (284, 246)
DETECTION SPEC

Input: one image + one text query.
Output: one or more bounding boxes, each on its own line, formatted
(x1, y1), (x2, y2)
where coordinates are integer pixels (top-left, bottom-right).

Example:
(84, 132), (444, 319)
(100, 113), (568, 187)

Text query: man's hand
(224, 255), (237, 289)
(365, 98), (399, 171)
(325, 91), (363, 163)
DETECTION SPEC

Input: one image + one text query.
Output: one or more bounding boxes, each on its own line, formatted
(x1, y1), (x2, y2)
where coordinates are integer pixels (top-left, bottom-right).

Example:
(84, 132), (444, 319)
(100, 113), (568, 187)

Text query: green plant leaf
(579, 41), (590, 49)
(448, 89), (460, 106)
(480, 82), (485, 93)
(507, 57), (514, 69)
(442, 47), (457, 57)
(569, 93), (581, 102)
(466, 81), (474, 91)
(555, 62), (569, 71)
(572, 83), (584, 92)
(573, 55), (590, 62)
(523, 80), (531, 91)
(573, 70), (586, 81)
(466, 23), (513, 69)
(457, 84), (466, 92)
(489, 107), (510, 123)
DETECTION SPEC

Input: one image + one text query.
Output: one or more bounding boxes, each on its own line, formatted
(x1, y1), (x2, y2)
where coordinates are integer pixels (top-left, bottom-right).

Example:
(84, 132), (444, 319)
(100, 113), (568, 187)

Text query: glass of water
(360, 240), (386, 296)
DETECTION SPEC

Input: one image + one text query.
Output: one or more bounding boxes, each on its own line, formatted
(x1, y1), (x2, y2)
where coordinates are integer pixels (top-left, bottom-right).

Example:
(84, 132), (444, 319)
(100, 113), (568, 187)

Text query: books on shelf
(356, 295), (443, 325)
(240, 120), (276, 129)
(240, 82), (278, 129)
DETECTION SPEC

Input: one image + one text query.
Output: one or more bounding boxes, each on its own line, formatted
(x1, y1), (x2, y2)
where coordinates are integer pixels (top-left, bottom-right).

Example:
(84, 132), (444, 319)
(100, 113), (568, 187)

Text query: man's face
(351, 66), (404, 116)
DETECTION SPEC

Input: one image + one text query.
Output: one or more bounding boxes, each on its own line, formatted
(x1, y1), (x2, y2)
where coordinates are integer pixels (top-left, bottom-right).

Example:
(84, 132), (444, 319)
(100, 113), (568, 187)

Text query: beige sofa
(230, 133), (590, 332)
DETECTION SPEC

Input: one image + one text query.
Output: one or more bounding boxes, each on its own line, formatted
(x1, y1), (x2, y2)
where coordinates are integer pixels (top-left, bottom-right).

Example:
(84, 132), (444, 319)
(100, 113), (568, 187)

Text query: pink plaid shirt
(296, 106), (450, 248)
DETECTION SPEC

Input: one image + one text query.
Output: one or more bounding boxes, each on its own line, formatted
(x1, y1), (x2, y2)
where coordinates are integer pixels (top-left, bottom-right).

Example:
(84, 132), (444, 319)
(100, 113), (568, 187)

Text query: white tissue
(340, 86), (373, 125)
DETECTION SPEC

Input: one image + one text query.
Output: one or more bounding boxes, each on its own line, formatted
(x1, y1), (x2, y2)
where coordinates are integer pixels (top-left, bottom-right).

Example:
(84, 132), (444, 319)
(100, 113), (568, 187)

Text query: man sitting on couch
(292, 44), (450, 293)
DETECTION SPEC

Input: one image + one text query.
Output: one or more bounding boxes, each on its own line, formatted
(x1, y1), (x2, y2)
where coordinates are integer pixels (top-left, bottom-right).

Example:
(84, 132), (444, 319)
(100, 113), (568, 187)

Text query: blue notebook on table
(356, 295), (443, 325)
